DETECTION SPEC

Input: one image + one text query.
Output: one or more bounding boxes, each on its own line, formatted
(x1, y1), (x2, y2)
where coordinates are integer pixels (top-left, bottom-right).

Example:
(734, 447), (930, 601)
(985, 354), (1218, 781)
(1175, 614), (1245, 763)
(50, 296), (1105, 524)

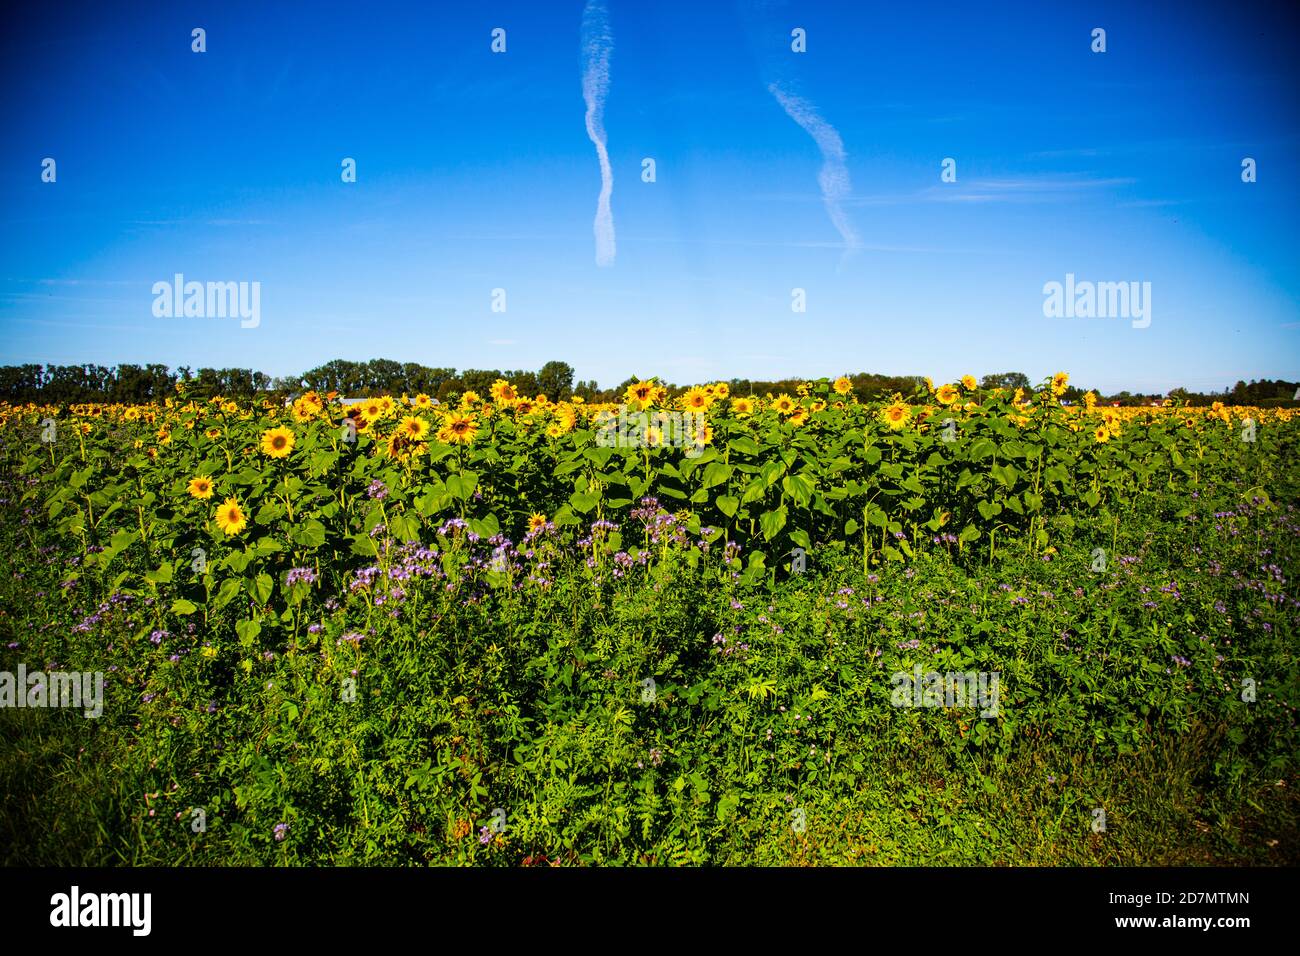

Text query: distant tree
(980, 372), (1030, 391)
(536, 361), (575, 400)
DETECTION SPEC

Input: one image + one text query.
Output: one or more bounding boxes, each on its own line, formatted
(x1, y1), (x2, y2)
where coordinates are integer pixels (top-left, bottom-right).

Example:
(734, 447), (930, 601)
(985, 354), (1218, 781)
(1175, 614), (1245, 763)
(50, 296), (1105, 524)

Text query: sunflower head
(214, 497), (247, 536)
(680, 386), (713, 412)
(1051, 372), (1070, 396)
(880, 400), (911, 430)
(961, 375), (978, 391)
(936, 384), (961, 406)
(624, 381), (656, 407)
(1094, 425), (1111, 443)
(490, 380), (518, 406)
(731, 397), (755, 417)
(773, 393), (796, 415)
(399, 416), (430, 442)
(439, 413), (479, 445)
(527, 513), (548, 535)
(187, 476), (214, 500)
(260, 426), (295, 458)
(833, 376), (853, 396)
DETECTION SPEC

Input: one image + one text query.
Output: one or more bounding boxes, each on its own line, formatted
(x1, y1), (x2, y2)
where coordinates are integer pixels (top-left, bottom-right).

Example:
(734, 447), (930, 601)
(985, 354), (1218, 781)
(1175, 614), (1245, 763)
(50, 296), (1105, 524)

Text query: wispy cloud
(581, 0), (615, 268)
(768, 82), (860, 255)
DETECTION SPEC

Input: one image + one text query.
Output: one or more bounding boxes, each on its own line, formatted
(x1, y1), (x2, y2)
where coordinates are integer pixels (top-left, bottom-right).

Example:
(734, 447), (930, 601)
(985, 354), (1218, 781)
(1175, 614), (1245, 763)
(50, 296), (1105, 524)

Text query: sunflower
(689, 422), (715, 447)
(1094, 425), (1111, 443)
(412, 393), (434, 410)
(680, 386), (713, 413)
(1013, 388), (1025, 405)
(772, 393), (796, 415)
(880, 401), (911, 430)
(731, 397), (755, 417)
(643, 426), (664, 447)
(156, 425), (172, 444)
(711, 382), (731, 399)
(383, 432), (415, 461)
(936, 384), (960, 406)
(214, 497), (248, 536)
(811, 400), (826, 413)
(961, 375), (978, 391)
(378, 396), (397, 418)
(358, 398), (385, 424)
(490, 380), (518, 406)
(833, 376), (853, 396)
(552, 405), (577, 433)
(624, 380), (656, 406)
(1051, 372), (1070, 396)
(527, 513), (548, 535)
(513, 399), (536, 417)
(439, 413), (479, 445)
(399, 416), (430, 442)
(187, 476), (214, 500)
(545, 422), (565, 438)
(788, 407), (810, 427)
(260, 426), (295, 458)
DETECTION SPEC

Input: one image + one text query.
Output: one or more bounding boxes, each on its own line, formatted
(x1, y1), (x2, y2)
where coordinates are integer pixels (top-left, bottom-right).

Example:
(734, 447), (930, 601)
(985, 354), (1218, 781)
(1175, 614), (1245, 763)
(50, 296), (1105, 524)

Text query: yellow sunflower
(490, 380), (518, 406)
(772, 393), (796, 415)
(260, 426), (295, 458)
(439, 413), (479, 445)
(527, 513), (547, 534)
(624, 380), (656, 406)
(711, 382), (731, 399)
(1051, 372), (1070, 396)
(1094, 425), (1111, 443)
(399, 416), (430, 442)
(731, 397), (755, 417)
(187, 476), (214, 500)
(961, 375), (978, 391)
(832, 376), (853, 396)
(680, 386), (713, 413)
(214, 498), (248, 536)
(880, 401), (911, 430)
(936, 384), (960, 406)
(413, 393), (434, 410)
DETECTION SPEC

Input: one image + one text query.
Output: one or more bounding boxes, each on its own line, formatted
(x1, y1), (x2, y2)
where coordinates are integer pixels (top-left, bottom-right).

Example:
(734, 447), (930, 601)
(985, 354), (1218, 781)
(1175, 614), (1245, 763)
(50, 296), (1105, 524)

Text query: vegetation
(1, 373), (1296, 864)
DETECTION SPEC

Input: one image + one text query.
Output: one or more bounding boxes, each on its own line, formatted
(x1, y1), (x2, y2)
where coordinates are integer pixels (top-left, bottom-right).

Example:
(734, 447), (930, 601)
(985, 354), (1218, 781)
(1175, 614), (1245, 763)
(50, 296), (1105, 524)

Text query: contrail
(768, 82), (861, 254)
(581, 0), (615, 267)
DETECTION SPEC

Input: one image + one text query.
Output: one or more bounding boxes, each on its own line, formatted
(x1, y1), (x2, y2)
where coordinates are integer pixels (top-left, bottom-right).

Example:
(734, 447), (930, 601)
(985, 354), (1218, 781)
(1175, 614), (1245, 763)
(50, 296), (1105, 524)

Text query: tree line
(0, 360), (1294, 408)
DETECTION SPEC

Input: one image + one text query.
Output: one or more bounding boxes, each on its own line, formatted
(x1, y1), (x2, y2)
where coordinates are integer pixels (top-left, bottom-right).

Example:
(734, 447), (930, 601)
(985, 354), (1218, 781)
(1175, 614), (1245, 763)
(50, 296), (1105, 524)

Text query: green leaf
(292, 519), (327, 548)
(235, 619), (262, 645)
(170, 599), (198, 615)
(759, 506), (788, 541)
(701, 462), (732, 489)
(251, 572), (274, 605)
(715, 494), (739, 518)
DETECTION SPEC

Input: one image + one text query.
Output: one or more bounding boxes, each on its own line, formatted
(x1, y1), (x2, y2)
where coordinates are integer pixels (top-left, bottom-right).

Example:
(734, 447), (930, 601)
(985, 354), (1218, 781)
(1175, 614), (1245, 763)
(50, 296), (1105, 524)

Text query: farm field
(1, 374), (1297, 865)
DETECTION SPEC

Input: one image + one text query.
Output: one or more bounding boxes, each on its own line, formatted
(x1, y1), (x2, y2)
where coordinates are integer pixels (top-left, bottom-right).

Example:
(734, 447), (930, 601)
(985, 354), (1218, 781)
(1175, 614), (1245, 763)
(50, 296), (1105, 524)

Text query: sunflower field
(1, 374), (1297, 865)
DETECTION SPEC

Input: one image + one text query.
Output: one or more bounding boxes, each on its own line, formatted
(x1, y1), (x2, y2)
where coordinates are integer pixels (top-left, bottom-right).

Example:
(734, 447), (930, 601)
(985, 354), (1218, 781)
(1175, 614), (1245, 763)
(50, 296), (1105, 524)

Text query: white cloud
(581, 1), (615, 267)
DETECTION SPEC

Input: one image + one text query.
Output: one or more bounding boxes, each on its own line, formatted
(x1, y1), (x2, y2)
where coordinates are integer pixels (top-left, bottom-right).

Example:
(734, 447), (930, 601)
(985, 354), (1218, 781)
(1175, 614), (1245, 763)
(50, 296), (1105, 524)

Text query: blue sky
(2, 0), (1297, 393)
